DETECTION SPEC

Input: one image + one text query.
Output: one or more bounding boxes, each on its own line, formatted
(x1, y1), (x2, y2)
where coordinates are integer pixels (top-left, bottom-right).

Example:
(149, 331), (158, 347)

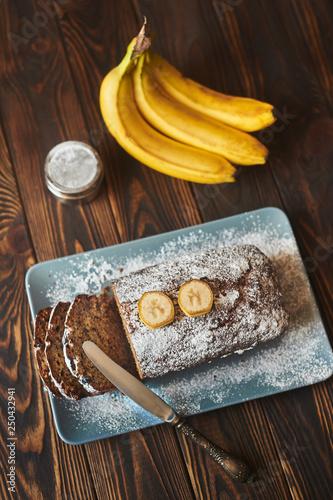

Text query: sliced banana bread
(34, 307), (62, 398)
(45, 302), (90, 400)
(63, 293), (139, 394)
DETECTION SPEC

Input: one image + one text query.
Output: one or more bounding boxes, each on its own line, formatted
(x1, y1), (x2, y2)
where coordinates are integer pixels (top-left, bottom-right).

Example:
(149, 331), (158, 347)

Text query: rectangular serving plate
(25, 207), (333, 445)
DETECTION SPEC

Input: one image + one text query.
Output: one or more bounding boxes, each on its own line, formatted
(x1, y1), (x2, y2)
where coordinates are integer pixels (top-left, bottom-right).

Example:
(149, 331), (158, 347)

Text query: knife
(82, 340), (252, 483)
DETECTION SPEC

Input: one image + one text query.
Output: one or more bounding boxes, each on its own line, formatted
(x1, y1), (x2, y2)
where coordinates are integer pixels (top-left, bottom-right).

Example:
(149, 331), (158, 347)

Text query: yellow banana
(100, 39), (236, 184)
(147, 51), (276, 133)
(133, 53), (268, 166)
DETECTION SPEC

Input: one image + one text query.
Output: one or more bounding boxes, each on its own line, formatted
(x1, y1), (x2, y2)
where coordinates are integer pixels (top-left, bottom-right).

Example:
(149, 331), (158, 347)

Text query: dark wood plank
(203, 0), (333, 341)
(99, 0), (296, 499)
(51, 1), (199, 496)
(0, 119), (97, 499)
(85, 425), (195, 500)
(234, 2), (333, 497)
(177, 405), (292, 500)
(187, 0), (333, 498)
(0, 1), (131, 499)
(56, 0), (200, 242)
(1, 1), (198, 498)
(132, 0), (333, 499)
(260, 0), (333, 342)
(1, 0), (332, 499)
(1, 0), (120, 260)
(53, 1), (298, 497)
(264, 381), (333, 500)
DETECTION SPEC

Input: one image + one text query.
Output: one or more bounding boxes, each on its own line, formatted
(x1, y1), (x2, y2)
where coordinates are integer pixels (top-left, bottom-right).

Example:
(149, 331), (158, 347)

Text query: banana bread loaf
(111, 245), (289, 379)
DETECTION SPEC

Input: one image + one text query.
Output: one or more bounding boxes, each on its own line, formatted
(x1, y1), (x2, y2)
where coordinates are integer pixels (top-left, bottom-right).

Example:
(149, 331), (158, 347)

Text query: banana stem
(132, 17), (153, 60)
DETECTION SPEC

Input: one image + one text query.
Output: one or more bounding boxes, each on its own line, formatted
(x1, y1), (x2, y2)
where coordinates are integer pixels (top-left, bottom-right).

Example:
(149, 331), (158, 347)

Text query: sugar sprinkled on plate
(47, 216), (333, 437)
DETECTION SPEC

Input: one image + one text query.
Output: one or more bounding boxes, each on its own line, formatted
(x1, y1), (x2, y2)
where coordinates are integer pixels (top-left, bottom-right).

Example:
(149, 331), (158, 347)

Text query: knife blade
(82, 340), (252, 483)
(82, 340), (177, 423)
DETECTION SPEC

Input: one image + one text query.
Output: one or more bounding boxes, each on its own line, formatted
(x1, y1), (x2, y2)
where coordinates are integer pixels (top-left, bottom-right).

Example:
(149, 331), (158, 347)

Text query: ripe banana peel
(100, 20), (275, 184)
(147, 51), (276, 133)
(100, 39), (235, 184)
(133, 53), (268, 166)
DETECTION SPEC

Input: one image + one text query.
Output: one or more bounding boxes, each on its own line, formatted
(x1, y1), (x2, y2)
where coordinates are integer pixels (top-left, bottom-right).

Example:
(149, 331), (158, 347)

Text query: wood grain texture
(0, 1), (116, 499)
(0, 0), (120, 261)
(53, 2), (300, 499)
(263, 382), (333, 500)
(176, 406), (292, 500)
(209, 0), (333, 340)
(211, 1), (333, 498)
(0, 0), (199, 497)
(133, 1), (333, 499)
(0, 0), (332, 499)
(55, 0), (200, 243)
(0, 119), (96, 499)
(52, 2), (200, 498)
(213, 6), (333, 495)
(85, 425), (195, 500)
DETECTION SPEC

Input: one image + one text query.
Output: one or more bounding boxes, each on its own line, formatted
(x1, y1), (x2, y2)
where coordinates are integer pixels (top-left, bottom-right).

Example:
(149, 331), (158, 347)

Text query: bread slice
(63, 293), (139, 394)
(34, 307), (62, 398)
(45, 302), (90, 400)
(111, 245), (289, 379)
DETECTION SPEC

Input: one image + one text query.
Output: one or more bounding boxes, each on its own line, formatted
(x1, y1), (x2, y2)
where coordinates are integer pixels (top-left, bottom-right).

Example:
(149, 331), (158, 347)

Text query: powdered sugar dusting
(46, 211), (333, 439)
(112, 245), (288, 378)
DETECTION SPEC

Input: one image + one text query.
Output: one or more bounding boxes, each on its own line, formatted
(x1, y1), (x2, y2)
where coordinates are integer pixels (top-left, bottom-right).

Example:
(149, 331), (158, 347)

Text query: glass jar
(45, 141), (104, 204)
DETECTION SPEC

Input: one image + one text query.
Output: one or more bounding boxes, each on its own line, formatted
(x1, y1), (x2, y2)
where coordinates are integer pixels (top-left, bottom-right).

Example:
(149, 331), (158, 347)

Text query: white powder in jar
(44, 141), (104, 203)
(47, 143), (98, 189)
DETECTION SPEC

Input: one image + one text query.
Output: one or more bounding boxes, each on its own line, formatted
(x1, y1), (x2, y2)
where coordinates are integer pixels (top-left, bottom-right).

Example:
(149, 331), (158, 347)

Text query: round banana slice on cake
(138, 291), (174, 329)
(178, 280), (213, 317)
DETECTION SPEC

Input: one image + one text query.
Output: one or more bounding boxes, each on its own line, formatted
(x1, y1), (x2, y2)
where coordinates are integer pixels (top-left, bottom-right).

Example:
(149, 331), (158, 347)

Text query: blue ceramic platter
(25, 207), (333, 444)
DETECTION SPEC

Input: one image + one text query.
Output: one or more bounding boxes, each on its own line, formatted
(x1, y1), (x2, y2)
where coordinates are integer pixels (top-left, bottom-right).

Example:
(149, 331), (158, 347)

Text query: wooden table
(1, 1), (332, 498)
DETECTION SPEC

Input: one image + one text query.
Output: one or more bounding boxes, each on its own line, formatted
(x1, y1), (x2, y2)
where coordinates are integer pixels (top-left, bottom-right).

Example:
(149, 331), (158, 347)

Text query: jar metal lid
(45, 141), (104, 204)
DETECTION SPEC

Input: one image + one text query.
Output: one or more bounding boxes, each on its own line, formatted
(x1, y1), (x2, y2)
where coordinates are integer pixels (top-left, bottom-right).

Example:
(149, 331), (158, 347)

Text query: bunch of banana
(100, 20), (275, 184)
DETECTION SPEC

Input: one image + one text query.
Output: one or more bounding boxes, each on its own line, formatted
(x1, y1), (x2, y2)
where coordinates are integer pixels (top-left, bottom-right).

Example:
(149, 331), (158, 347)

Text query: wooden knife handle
(175, 419), (252, 483)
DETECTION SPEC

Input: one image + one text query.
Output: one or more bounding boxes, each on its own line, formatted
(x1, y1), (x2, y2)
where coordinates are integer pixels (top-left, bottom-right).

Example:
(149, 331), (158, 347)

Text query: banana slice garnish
(138, 291), (174, 329)
(178, 280), (213, 317)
